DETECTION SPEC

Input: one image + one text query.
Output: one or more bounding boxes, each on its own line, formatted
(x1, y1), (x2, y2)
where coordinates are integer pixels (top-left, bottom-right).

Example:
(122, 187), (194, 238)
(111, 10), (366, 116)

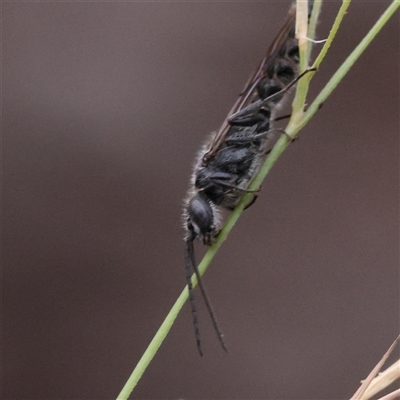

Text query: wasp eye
(188, 195), (214, 235)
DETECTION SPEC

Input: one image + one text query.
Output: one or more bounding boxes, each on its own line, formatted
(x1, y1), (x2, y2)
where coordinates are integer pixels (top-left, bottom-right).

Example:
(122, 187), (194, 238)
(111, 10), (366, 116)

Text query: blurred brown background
(3, 1), (399, 399)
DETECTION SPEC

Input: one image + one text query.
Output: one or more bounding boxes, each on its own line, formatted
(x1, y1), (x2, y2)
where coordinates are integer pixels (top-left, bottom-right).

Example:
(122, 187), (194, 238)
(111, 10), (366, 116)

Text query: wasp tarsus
(183, 1), (314, 355)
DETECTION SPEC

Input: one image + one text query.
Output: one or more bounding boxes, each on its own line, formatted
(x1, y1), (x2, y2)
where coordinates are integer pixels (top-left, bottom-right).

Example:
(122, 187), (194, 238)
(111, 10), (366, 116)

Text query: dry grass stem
(377, 388), (400, 400)
(349, 336), (400, 400)
(363, 360), (400, 399)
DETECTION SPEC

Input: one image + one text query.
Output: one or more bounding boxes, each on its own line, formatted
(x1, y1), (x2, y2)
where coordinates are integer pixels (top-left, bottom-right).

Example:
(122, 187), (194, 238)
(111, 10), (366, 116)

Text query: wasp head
(186, 194), (220, 246)
(184, 193), (227, 356)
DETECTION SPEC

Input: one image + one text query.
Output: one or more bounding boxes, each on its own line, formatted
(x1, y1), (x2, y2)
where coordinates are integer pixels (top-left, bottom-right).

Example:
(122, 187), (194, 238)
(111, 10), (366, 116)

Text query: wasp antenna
(184, 239), (203, 356)
(188, 244), (228, 353)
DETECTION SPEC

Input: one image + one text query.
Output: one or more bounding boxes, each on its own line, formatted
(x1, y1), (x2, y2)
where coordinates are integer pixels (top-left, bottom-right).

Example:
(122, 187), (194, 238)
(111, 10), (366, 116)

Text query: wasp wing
(202, 4), (296, 162)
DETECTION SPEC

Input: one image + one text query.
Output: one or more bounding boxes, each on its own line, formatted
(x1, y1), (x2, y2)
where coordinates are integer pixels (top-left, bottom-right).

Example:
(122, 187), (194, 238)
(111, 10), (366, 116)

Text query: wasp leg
(209, 177), (260, 194)
(244, 192), (259, 209)
(252, 128), (288, 141)
(225, 191), (260, 211)
(259, 67), (317, 105)
(226, 124), (288, 145)
(229, 128), (293, 144)
(228, 108), (271, 127)
(228, 67), (317, 124)
(274, 100), (323, 122)
(273, 113), (291, 122)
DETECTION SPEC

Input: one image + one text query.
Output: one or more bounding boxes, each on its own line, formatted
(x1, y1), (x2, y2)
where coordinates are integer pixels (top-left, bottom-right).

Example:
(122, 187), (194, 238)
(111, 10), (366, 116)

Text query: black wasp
(183, 2), (313, 355)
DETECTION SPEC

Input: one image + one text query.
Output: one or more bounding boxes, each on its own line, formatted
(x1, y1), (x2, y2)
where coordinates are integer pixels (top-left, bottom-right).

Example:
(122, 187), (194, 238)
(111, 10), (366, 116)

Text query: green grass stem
(116, 1), (399, 398)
